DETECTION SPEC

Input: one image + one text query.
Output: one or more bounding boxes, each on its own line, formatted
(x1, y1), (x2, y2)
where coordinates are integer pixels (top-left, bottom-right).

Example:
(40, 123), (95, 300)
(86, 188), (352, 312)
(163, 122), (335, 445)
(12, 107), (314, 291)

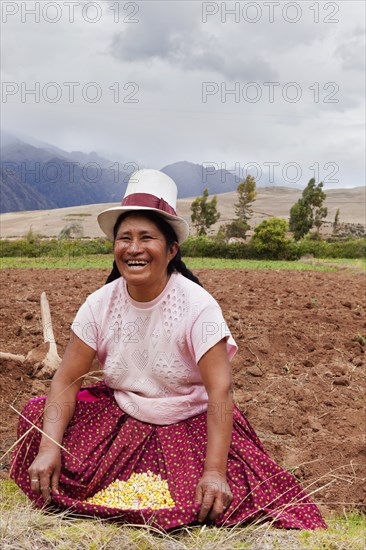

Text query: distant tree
(25, 227), (42, 243)
(251, 217), (289, 258)
(314, 205), (328, 234)
(235, 175), (257, 223)
(58, 222), (83, 239)
(225, 175), (257, 238)
(289, 200), (313, 240)
(223, 219), (249, 239)
(190, 188), (220, 236)
(215, 224), (229, 242)
(333, 208), (340, 235)
(289, 178), (327, 240)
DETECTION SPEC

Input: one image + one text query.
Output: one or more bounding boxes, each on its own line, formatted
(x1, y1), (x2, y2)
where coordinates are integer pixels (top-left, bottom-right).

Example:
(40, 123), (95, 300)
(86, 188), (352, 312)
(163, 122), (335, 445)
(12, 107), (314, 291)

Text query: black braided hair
(105, 260), (121, 285)
(105, 211), (203, 287)
(168, 248), (202, 286)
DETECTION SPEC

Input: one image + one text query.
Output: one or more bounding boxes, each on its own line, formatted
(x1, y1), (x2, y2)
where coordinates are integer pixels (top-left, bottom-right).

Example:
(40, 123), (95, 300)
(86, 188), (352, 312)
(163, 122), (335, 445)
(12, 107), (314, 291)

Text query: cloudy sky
(1, 0), (365, 188)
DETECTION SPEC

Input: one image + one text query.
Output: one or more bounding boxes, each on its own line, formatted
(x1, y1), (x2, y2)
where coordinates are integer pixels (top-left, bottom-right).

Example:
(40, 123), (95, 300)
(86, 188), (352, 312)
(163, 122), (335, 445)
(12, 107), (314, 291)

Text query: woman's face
(114, 213), (178, 302)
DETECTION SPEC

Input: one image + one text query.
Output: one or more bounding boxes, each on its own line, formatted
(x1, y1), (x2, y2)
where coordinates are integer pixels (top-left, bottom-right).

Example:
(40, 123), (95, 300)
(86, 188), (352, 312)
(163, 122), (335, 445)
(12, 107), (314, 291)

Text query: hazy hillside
(0, 137), (130, 213)
(162, 161), (239, 197)
(1, 139), (242, 212)
(1, 134), (266, 213)
(0, 172), (56, 213)
(178, 187), (366, 233)
(1, 187), (364, 239)
(1, 133), (364, 224)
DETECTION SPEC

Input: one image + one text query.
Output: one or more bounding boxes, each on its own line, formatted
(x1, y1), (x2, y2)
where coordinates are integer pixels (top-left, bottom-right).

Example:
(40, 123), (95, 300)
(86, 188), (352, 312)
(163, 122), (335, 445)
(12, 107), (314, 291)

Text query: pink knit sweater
(72, 272), (237, 424)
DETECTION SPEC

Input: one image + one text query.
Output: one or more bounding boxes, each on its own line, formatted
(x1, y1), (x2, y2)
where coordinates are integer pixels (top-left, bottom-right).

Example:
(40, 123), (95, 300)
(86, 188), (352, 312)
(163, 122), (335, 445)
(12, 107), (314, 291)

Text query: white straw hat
(97, 169), (189, 244)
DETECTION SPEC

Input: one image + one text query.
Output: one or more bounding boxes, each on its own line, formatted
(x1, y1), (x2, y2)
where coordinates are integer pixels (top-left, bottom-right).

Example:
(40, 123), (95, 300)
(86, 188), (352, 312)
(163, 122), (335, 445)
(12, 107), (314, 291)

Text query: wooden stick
(0, 351), (25, 363)
(40, 291), (58, 356)
(36, 292), (61, 379)
(0, 292), (61, 379)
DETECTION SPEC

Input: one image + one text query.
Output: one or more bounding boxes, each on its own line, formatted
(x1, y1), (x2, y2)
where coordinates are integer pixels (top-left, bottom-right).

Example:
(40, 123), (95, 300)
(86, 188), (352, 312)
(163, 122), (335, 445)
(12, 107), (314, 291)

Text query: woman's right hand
(26, 334), (96, 502)
(28, 445), (61, 503)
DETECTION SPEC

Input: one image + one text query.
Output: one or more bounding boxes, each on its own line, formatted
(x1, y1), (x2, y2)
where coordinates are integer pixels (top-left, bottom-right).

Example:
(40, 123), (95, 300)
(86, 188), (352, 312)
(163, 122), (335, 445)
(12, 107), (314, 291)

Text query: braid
(169, 249), (203, 287)
(105, 260), (121, 284)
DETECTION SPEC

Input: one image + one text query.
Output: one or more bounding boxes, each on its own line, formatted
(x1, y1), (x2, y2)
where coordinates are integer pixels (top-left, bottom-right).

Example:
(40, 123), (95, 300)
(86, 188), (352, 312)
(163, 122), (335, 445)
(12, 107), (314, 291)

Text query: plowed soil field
(0, 268), (365, 518)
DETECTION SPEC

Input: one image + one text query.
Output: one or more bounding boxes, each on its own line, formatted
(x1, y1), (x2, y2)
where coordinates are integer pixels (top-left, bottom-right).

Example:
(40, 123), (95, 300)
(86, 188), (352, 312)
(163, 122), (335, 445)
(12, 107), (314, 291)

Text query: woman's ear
(169, 242), (179, 261)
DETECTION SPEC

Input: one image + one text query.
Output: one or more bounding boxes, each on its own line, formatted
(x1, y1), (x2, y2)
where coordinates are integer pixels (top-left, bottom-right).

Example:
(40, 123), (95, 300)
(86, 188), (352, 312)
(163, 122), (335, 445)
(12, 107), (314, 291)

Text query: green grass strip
(0, 255), (115, 269)
(186, 258), (337, 271)
(1, 255), (364, 271)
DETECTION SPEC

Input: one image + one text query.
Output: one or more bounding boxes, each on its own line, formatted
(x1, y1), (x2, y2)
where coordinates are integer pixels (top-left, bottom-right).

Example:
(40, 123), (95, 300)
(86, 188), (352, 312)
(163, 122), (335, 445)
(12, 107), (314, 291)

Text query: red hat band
(121, 193), (177, 216)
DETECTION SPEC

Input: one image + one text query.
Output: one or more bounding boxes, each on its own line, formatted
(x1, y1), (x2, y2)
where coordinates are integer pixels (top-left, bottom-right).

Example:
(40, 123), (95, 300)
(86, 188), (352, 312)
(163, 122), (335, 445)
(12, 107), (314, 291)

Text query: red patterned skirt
(10, 383), (327, 531)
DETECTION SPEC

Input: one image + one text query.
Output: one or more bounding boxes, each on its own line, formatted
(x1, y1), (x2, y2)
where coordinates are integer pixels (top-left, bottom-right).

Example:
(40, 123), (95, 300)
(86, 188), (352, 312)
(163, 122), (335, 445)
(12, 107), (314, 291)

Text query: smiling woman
(113, 213), (179, 302)
(11, 169), (327, 531)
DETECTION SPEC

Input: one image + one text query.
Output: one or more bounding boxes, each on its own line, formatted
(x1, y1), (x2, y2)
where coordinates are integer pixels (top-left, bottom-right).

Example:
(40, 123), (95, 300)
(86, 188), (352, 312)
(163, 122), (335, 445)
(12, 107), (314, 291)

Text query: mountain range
(0, 133), (242, 214)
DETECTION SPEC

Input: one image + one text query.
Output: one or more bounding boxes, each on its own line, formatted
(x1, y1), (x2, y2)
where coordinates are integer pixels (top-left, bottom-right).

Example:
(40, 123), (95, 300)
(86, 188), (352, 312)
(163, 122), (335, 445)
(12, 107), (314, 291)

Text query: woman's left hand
(195, 470), (233, 523)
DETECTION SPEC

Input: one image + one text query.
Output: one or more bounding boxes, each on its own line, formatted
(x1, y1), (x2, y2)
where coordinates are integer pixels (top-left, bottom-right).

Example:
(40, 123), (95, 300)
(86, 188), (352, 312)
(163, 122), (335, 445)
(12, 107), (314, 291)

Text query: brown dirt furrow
(0, 268), (365, 517)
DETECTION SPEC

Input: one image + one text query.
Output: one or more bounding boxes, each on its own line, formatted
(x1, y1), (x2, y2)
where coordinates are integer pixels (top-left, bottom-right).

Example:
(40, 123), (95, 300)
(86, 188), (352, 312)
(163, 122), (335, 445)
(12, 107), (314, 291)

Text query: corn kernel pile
(85, 471), (175, 510)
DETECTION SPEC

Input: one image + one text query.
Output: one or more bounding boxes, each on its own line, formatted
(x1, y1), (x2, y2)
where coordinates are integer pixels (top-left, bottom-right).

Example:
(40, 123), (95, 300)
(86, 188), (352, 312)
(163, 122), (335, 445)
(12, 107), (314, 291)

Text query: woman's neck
(126, 273), (171, 302)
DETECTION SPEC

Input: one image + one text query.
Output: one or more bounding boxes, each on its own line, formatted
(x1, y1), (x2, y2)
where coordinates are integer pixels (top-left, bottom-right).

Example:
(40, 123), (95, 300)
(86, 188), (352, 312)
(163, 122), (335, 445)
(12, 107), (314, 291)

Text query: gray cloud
(109, 1), (197, 60)
(109, 2), (276, 81)
(1, 0), (364, 187)
(334, 27), (366, 71)
(111, 24), (275, 81)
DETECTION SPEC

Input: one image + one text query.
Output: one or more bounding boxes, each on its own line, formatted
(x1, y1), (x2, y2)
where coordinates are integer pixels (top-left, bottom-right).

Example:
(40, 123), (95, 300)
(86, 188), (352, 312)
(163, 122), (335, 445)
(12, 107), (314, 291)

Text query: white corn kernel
(85, 471), (175, 510)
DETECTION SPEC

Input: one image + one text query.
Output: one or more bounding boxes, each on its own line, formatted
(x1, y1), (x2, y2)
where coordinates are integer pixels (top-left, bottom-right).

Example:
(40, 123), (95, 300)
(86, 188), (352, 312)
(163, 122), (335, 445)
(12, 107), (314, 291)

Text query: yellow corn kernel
(84, 471), (175, 510)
